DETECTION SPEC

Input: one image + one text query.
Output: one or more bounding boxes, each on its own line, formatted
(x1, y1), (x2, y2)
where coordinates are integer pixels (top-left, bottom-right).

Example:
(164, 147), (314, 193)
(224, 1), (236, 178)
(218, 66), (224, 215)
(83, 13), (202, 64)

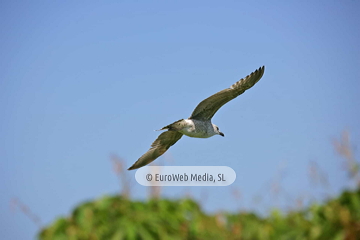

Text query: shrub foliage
(39, 189), (360, 240)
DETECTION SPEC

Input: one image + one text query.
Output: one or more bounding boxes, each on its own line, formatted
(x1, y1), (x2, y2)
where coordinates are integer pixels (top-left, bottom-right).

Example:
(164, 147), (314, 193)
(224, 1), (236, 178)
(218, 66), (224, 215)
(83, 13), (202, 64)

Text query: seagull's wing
(189, 66), (265, 121)
(128, 131), (183, 170)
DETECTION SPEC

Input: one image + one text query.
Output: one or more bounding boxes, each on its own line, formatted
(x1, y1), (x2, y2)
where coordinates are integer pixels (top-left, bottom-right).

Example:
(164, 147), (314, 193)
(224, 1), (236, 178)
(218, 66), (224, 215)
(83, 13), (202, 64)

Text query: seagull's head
(213, 124), (224, 137)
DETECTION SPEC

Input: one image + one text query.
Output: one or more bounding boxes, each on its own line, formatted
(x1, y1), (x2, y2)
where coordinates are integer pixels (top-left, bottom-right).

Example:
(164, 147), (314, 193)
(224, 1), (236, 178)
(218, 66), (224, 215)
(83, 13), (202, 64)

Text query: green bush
(39, 189), (360, 240)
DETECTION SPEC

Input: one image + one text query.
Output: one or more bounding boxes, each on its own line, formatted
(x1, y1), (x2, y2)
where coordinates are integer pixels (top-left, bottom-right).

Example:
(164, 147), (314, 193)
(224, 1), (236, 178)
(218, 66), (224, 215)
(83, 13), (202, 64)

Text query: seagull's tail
(156, 119), (184, 131)
(155, 126), (170, 131)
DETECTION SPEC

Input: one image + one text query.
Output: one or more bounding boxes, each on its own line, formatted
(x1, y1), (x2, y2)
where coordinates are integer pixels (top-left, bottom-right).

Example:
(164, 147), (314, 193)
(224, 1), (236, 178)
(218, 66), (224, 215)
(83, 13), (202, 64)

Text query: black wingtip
(127, 165), (137, 171)
(254, 66), (265, 79)
(257, 66), (265, 72)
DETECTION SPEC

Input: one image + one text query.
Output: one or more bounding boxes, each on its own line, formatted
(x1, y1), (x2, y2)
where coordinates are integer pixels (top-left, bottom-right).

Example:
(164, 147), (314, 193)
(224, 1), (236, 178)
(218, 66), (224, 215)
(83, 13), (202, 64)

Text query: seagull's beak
(219, 132), (224, 137)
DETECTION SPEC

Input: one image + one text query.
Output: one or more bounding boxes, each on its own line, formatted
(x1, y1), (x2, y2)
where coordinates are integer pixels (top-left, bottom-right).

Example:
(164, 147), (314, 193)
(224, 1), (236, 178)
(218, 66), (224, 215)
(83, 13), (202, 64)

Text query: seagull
(128, 66), (265, 170)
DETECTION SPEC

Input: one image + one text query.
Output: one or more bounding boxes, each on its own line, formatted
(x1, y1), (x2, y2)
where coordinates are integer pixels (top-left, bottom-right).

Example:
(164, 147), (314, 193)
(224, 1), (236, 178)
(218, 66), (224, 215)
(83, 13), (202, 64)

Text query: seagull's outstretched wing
(128, 131), (183, 170)
(189, 66), (265, 121)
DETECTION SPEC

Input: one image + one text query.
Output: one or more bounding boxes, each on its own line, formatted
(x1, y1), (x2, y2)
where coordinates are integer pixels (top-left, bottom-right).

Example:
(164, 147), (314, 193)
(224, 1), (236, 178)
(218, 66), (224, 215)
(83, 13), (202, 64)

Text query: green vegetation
(38, 132), (360, 239)
(39, 189), (360, 240)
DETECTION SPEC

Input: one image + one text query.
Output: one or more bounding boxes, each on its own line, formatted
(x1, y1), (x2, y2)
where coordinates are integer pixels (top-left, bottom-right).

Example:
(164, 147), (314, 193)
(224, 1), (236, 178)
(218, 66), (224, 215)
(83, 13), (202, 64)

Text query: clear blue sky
(1, 1), (359, 239)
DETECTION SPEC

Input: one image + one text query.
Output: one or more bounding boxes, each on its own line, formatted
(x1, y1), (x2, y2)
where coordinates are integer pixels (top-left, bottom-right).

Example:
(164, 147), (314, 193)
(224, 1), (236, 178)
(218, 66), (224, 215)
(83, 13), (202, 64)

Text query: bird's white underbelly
(181, 130), (211, 138)
(179, 119), (215, 138)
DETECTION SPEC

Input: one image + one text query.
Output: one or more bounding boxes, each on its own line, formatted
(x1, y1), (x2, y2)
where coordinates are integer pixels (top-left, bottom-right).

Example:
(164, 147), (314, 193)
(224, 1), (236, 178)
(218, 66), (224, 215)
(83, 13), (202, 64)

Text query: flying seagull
(128, 66), (265, 170)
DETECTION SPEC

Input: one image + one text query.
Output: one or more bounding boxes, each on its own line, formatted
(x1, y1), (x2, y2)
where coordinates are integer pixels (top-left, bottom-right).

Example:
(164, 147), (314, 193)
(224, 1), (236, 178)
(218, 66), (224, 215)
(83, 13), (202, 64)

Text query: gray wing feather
(128, 131), (183, 170)
(189, 66), (265, 120)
